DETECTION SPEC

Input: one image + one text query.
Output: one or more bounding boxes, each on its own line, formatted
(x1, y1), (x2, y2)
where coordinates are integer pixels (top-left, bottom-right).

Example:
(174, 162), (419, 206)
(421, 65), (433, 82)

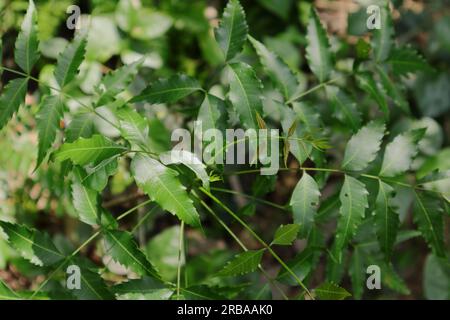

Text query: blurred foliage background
(0, 0), (449, 299)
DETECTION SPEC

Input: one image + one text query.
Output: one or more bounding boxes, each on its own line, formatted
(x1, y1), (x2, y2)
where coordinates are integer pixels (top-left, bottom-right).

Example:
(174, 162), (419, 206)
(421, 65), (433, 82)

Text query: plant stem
(176, 221), (185, 299)
(286, 77), (342, 104)
(210, 187), (287, 211)
(30, 198), (153, 299)
(196, 195), (289, 300)
(199, 187), (313, 299)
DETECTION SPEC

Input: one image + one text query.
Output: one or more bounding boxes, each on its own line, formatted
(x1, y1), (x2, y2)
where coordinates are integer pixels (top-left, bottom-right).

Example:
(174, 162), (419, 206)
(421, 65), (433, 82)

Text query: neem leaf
(130, 74), (202, 104)
(272, 224), (300, 245)
(314, 282), (351, 300)
(306, 9), (333, 83)
(342, 121), (385, 171)
(218, 250), (264, 276)
(0, 78), (28, 131)
(228, 62), (264, 129)
(290, 172), (321, 237)
(131, 154), (201, 227)
(0, 221), (64, 266)
(387, 47), (433, 76)
(36, 95), (64, 169)
(215, 0), (248, 62)
(380, 129), (426, 177)
(14, 0), (39, 73)
(54, 32), (87, 88)
(55, 134), (126, 166)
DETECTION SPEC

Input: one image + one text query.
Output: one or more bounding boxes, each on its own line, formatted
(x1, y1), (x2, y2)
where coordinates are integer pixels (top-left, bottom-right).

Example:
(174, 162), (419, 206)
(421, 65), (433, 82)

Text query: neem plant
(0, 0), (448, 300)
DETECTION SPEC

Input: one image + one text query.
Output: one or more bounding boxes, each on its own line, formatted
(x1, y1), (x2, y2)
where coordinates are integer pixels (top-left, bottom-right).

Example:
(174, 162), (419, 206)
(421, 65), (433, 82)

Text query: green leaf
(214, 0), (248, 62)
(0, 221), (64, 266)
(376, 66), (409, 113)
(306, 9), (332, 82)
(372, 4), (393, 62)
(55, 134), (126, 166)
(380, 129), (425, 177)
(272, 224), (300, 245)
(290, 172), (320, 237)
(97, 59), (143, 105)
(197, 93), (228, 133)
(356, 72), (389, 117)
(68, 258), (115, 300)
(112, 276), (167, 297)
(277, 248), (314, 285)
(66, 112), (95, 142)
(131, 154), (201, 227)
(413, 193), (445, 257)
(387, 47), (433, 76)
(0, 280), (20, 300)
(14, 0), (39, 73)
(333, 175), (368, 262)
(423, 254), (449, 300)
(0, 78), (28, 131)
(342, 121), (385, 171)
(248, 36), (299, 101)
(71, 167), (100, 226)
(349, 247), (365, 300)
(228, 62), (264, 129)
(326, 86), (362, 132)
(314, 282), (351, 300)
(54, 33), (87, 88)
(257, 0), (293, 20)
(83, 157), (118, 192)
(130, 74), (202, 104)
(116, 106), (150, 152)
(159, 150), (209, 189)
(35, 95), (64, 169)
(181, 286), (227, 300)
(374, 181), (399, 259)
(218, 250), (264, 276)
(103, 229), (159, 278)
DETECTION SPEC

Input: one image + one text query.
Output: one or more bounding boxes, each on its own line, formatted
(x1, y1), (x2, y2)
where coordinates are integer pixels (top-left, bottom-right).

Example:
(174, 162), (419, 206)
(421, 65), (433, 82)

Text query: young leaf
(334, 175), (369, 261)
(272, 224), (300, 245)
(326, 86), (362, 132)
(103, 229), (160, 279)
(314, 282), (351, 300)
(290, 172), (321, 237)
(71, 167), (100, 226)
(372, 4), (393, 62)
(159, 150), (210, 189)
(374, 181), (399, 259)
(387, 47), (433, 76)
(97, 58), (143, 105)
(228, 62), (264, 129)
(54, 32), (87, 88)
(55, 134), (126, 166)
(306, 9), (332, 83)
(214, 0), (248, 62)
(218, 250), (264, 276)
(0, 221), (64, 266)
(130, 74), (202, 104)
(35, 95), (64, 169)
(248, 36), (299, 101)
(131, 154), (201, 227)
(342, 121), (385, 171)
(356, 72), (389, 117)
(14, 0), (39, 73)
(0, 78), (28, 131)
(380, 129), (425, 177)
(413, 193), (445, 257)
